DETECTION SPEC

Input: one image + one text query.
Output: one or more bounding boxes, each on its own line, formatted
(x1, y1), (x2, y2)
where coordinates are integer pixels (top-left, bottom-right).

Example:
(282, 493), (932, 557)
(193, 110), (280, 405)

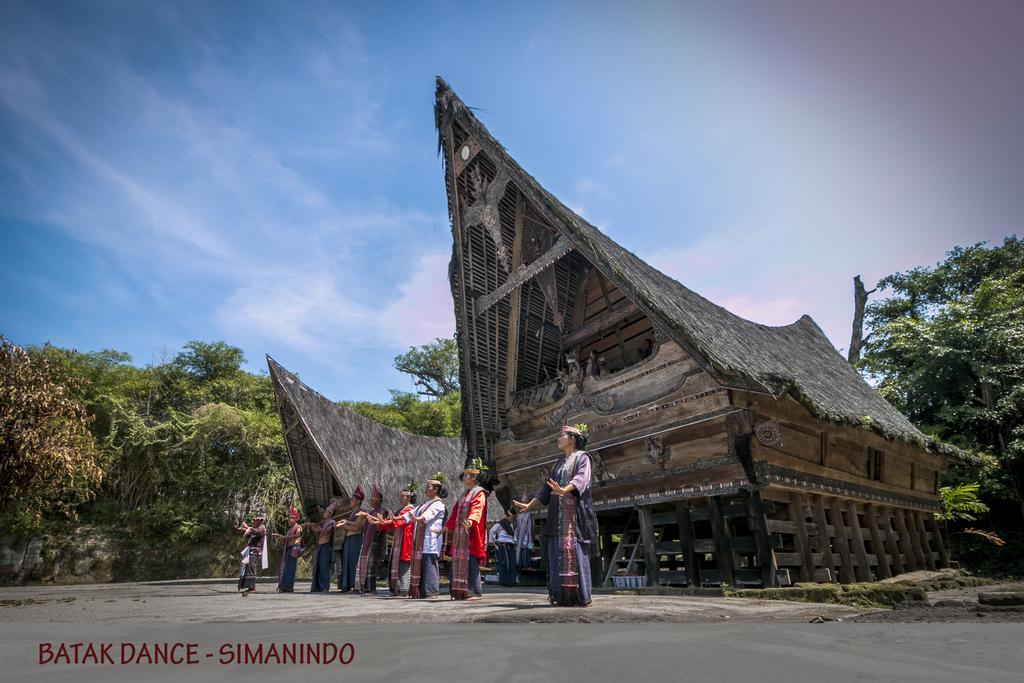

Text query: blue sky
(2, 1), (1021, 402)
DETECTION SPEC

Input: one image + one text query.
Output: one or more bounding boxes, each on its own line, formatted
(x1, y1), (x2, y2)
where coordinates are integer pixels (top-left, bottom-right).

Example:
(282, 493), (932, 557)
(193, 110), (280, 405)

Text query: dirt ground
(0, 578), (865, 624)
(850, 580), (1024, 623)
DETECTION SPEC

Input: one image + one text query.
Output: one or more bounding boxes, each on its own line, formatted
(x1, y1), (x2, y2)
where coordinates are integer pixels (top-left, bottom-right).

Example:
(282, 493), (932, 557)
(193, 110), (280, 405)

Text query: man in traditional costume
(237, 512), (268, 595)
(404, 473), (448, 599)
(273, 506), (304, 593)
(351, 485), (386, 594)
(514, 507), (535, 573)
(335, 487), (365, 593)
(489, 509), (518, 587)
(444, 459), (489, 601)
(513, 424), (598, 607)
(366, 481), (417, 596)
(307, 501), (337, 592)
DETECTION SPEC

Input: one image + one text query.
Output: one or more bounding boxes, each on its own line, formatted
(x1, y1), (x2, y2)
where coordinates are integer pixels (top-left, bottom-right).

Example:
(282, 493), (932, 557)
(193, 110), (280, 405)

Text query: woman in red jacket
(444, 459), (489, 601)
(366, 482), (418, 596)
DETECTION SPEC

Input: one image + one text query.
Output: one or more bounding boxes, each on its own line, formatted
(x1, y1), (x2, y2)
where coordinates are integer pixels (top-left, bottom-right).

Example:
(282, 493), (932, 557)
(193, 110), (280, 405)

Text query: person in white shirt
(489, 509), (518, 587)
(403, 473), (449, 598)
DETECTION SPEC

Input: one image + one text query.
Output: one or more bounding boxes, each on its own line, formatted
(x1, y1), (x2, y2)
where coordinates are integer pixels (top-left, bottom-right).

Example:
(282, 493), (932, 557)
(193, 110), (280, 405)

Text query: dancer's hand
(462, 518), (473, 530)
(511, 499), (530, 511)
(547, 479), (567, 496)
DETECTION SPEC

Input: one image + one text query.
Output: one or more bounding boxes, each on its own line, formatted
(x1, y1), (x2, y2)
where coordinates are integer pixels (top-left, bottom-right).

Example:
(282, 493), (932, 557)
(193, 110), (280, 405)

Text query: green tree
(0, 337), (104, 528)
(393, 337), (460, 398)
(174, 341), (247, 381)
(860, 236), (1024, 517)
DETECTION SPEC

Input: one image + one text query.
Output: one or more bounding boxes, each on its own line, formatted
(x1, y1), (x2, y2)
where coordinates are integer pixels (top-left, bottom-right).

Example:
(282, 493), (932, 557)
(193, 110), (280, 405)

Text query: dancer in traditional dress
(489, 509), (518, 587)
(273, 506), (303, 593)
(404, 473), (448, 598)
(444, 459), (489, 601)
(513, 424), (598, 607)
(336, 487), (365, 593)
(366, 481), (417, 596)
(307, 502), (337, 592)
(351, 485), (386, 594)
(237, 511), (268, 595)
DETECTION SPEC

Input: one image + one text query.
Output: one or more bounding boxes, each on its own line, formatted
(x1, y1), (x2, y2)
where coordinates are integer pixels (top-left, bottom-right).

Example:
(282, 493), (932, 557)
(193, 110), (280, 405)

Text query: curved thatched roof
(268, 356), (501, 519)
(435, 77), (960, 457)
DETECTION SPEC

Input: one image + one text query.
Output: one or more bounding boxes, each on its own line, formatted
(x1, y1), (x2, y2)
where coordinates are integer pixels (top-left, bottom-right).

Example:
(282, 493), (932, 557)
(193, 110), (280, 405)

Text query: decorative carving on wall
(461, 166), (512, 272)
(754, 418), (784, 449)
(543, 392), (615, 427)
(644, 435), (670, 468)
(589, 450), (614, 483)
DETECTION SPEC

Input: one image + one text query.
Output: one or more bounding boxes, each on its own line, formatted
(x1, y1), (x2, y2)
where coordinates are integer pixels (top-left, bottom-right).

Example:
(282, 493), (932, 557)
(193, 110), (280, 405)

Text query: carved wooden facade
(436, 79), (959, 587)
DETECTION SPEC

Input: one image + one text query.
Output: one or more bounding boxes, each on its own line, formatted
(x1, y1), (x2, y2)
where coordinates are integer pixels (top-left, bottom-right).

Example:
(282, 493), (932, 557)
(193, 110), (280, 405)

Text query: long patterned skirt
(390, 561), (411, 596)
(238, 550), (261, 592)
(309, 543), (333, 592)
(337, 534), (362, 592)
(419, 554), (440, 597)
(449, 555), (482, 599)
(497, 544), (518, 587)
(545, 537), (591, 606)
(277, 549), (298, 592)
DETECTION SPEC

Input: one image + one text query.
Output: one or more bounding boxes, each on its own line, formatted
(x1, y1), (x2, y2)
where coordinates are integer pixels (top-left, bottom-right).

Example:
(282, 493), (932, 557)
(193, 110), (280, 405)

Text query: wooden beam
(675, 501), (699, 587)
(828, 497), (856, 583)
(926, 514), (949, 569)
(788, 492), (815, 583)
(502, 190), (526, 404)
(846, 500), (872, 582)
(913, 510), (938, 571)
(638, 505), (659, 587)
(707, 496), (736, 587)
(748, 491), (778, 587)
(474, 236), (572, 314)
(894, 508), (921, 572)
(863, 503), (892, 579)
(812, 495), (836, 583)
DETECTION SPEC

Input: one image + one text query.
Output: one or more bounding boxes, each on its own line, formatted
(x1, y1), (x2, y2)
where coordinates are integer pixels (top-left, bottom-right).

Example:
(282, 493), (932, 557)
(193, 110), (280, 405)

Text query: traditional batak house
(435, 78), (960, 588)
(268, 356), (500, 523)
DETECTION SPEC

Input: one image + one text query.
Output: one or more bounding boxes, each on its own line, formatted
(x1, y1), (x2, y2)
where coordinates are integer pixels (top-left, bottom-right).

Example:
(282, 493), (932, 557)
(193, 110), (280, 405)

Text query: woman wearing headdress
(273, 506), (304, 593)
(513, 424), (598, 607)
(365, 482), (417, 596)
(444, 458), (489, 601)
(350, 485), (386, 594)
(237, 511), (268, 596)
(403, 473), (449, 598)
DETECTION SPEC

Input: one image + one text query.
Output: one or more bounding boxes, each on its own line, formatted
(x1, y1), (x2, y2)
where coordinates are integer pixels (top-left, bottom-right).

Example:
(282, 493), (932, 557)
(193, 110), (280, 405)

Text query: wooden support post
(788, 492), (815, 583)
(708, 496), (735, 587)
(812, 495), (836, 583)
(894, 508), (921, 571)
(846, 500), (871, 582)
(828, 497), (856, 583)
(600, 524), (614, 581)
(913, 510), (938, 571)
(863, 503), (892, 579)
(748, 491), (778, 587)
(675, 501), (698, 587)
(879, 506), (906, 575)
(926, 514), (949, 568)
(638, 505), (659, 587)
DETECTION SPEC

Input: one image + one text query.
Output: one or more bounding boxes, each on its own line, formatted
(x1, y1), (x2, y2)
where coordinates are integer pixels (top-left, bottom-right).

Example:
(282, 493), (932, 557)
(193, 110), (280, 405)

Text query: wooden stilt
(913, 510), (938, 571)
(926, 514), (949, 568)
(748, 491), (778, 587)
(638, 505), (659, 587)
(879, 507), (906, 575)
(708, 496), (735, 587)
(863, 503), (892, 579)
(828, 497), (855, 583)
(675, 501), (698, 587)
(788, 492), (814, 583)
(846, 500), (871, 582)
(812, 495), (836, 583)
(894, 508), (921, 571)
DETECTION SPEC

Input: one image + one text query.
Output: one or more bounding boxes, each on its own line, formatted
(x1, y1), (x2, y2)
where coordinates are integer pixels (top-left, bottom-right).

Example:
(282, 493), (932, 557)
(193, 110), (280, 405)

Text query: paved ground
(850, 580), (1024, 623)
(0, 578), (865, 624)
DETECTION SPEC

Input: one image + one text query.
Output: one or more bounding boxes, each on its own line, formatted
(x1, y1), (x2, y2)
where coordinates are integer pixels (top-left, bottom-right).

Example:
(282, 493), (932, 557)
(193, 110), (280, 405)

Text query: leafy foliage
(937, 483), (989, 522)
(393, 337), (460, 398)
(860, 236), (1024, 516)
(0, 337), (103, 529)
